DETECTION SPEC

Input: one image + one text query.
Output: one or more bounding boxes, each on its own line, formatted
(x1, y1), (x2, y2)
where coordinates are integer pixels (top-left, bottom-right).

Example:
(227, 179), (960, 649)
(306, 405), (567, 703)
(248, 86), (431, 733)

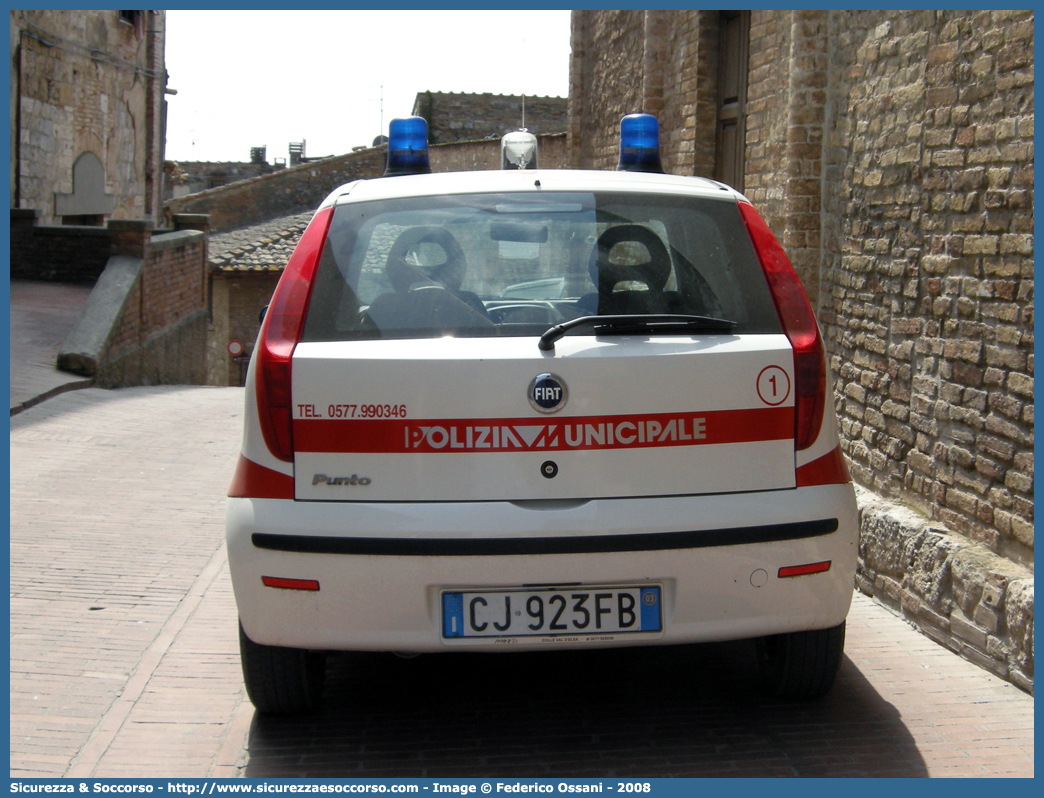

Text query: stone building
(413, 91), (567, 144)
(10, 10), (168, 226)
(163, 155), (285, 202)
(10, 10), (210, 391)
(206, 212), (312, 386)
(570, 9), (1033, 690)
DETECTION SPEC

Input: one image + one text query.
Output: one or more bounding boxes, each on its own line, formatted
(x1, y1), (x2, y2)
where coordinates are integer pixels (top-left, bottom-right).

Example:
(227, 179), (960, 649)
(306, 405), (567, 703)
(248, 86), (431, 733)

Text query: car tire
(756, 620), (845, 700)
(238, 621), (326, 715)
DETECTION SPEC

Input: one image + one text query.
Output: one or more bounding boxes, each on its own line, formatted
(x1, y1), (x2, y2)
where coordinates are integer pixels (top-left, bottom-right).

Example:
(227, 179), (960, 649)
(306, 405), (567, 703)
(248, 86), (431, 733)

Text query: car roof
(317, 169), (746, 211)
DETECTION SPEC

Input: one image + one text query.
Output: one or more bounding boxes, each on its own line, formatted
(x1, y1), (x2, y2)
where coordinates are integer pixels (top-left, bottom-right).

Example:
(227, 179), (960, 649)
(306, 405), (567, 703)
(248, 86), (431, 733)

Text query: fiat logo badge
(528, 373), (568, 414)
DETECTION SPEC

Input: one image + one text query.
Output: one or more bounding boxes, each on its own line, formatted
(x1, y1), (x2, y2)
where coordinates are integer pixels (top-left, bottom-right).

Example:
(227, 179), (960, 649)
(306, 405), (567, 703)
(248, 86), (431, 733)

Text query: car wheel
(238, 621), (326, 715)
(756, 620), (845, 700)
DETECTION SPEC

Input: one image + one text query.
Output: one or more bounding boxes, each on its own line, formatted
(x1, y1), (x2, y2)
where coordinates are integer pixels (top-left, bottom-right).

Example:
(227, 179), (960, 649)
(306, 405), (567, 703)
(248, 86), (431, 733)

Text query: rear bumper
(227, 483), (858, 652)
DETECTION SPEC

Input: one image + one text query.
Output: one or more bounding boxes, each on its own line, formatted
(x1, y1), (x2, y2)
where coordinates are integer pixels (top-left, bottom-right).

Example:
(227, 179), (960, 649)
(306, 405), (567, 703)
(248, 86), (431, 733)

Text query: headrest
(589, 224), (671, 296)
(386, 226), (466, 292)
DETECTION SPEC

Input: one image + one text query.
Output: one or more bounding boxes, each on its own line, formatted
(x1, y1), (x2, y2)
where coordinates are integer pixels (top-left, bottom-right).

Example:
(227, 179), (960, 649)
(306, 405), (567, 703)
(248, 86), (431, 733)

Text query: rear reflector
(255, 206), (334, 462)
(738, 202), (826, 451)
(778, 561), (831, 578)
(262, 576), (320, 591)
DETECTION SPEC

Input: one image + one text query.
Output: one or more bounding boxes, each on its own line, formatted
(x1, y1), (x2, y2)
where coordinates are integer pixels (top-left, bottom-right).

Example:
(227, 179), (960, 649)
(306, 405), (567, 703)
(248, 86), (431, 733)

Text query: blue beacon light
(383, 116), (432, 177)
(617, 113), (664, 174)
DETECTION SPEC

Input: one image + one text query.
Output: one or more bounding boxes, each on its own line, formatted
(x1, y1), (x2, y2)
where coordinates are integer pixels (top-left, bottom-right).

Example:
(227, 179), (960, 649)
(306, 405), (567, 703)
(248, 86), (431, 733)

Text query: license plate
(442, 585), (662, 639)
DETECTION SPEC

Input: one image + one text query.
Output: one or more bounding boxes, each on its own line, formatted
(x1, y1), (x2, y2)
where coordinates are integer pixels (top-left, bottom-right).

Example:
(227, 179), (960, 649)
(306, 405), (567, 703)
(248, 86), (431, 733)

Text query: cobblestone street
(10, 386), (1034, 778)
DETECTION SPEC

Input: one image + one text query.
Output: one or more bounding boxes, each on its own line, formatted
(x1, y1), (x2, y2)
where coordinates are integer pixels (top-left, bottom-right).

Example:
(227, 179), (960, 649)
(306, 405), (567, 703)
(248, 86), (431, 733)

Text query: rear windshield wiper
(538, 314), (736, 351)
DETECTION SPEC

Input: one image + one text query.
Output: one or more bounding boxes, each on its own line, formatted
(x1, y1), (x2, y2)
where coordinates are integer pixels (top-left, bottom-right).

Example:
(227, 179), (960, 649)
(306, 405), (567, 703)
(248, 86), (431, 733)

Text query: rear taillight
(255, 206), (334, 461)
(738, 202), (826, 451)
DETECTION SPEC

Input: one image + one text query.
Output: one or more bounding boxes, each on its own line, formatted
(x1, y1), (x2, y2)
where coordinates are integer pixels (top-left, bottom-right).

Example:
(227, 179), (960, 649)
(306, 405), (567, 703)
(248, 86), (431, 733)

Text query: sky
(163, 10), (572, 164)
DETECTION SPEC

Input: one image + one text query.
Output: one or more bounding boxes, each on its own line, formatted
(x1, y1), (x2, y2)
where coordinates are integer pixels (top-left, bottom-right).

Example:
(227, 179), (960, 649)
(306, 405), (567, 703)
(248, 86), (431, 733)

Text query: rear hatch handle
(538, 314), (736, 351)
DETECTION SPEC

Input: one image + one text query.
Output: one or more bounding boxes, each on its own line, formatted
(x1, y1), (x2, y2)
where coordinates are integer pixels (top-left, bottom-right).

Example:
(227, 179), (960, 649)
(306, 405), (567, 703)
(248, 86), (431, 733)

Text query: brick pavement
(243, 590), (1033, 778)
(10, 386), (247, 777)
(9, 386), (1034, 778)
(9, 280), (93, 413)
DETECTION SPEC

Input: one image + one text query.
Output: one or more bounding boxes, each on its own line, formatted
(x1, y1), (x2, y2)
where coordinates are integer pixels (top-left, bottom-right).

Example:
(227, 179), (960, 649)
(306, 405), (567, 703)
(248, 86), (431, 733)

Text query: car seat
(579, 224), (674, 316)
(365, 227), (492, 333)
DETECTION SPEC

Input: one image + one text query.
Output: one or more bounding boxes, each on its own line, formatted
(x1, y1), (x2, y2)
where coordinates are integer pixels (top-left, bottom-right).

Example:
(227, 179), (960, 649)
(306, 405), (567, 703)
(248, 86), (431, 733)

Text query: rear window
(302, 191), (781, 342)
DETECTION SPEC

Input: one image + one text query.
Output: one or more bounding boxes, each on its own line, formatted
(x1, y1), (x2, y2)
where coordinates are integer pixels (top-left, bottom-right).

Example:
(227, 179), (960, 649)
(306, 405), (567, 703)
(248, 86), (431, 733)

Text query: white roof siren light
(501, 129), (539, 170)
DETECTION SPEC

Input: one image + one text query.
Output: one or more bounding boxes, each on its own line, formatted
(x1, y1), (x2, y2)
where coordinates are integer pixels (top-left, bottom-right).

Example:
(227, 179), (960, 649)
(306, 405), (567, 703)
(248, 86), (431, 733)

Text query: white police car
(227, 114), (858, 714)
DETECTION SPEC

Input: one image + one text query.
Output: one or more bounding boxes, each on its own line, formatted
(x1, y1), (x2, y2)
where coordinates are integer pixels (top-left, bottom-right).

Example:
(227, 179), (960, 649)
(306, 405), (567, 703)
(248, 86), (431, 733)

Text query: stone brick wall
(98, 225), (208, 387)
(432, 134), (566, 172)
(744, 11), (799, 281)
(568, 10), (646, 169)
(9, 209), (111, 283)
(857, 488), (1033, 692)
(98, 308), (208, 389)
(139, 233), (207, 335)
(821, 10), (1034, 567)
(165, 136), (569, 233)
(11, 10), (167, 225)
(55, 217), (210, 388)
(164, 147), (387, 233)
(101, 222), (206, 371)
(568, 9), (1033, 690)
(413, 92), (567, 145)
(750, 11), (829, 308)
(669, 11), (717, 178)
(207, 272), (281, 386)
(163, 160), (285, 202)
(635, 10), (715, 178)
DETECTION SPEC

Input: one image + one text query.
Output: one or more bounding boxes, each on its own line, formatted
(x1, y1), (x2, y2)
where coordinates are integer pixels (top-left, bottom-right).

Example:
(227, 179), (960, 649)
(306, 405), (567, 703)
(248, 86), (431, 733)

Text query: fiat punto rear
(227, 115), (858, 714)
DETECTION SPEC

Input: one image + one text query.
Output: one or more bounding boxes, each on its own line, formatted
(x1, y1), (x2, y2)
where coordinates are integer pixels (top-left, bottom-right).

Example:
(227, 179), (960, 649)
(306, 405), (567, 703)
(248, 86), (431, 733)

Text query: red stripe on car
(293, 407), (792, 454)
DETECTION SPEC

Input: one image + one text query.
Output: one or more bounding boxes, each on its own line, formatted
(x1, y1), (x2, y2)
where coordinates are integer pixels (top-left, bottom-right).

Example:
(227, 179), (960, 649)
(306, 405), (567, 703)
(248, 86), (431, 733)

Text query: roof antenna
(499, 41), (538, 169)
(521, 36), (527, 131)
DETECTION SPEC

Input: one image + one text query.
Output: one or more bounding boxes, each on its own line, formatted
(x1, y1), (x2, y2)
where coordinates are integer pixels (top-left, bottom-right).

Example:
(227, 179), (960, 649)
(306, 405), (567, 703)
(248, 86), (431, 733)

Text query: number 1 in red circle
(757, 365), (791, 406)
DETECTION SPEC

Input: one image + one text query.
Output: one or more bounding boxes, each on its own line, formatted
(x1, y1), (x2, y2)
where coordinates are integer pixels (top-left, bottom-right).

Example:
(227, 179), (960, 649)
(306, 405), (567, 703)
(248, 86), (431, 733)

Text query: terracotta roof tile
(208, 212), (314, 272)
